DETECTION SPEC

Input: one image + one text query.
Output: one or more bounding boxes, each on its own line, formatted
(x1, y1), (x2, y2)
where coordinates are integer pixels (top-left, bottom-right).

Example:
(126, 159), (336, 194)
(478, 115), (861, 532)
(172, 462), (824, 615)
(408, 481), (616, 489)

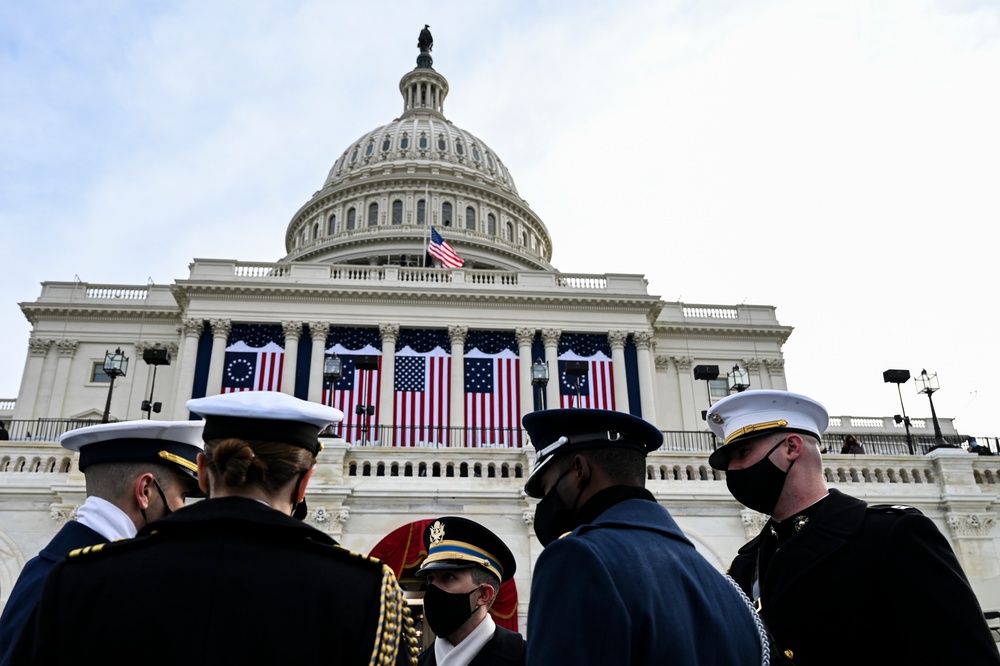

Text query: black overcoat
(728, 489), (1000, 665)
(417, 625), (524, 666)
(9, 496), (417, 666)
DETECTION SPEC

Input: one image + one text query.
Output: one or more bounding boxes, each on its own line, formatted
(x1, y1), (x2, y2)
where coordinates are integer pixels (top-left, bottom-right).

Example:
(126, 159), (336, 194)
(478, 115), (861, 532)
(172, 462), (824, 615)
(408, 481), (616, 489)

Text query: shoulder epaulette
(868, 503), (922, 515)
(67, 536), (135, 559)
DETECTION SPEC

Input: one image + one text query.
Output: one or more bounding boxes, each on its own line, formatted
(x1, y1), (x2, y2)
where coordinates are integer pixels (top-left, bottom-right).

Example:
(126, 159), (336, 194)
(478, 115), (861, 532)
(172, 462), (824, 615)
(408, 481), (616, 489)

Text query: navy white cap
(522, 409), (663, 498)
(186, 391), (343, 455)
(706, 389), (829, 470)
(60, 420), (205, 488)
(415, 516), (516, 582)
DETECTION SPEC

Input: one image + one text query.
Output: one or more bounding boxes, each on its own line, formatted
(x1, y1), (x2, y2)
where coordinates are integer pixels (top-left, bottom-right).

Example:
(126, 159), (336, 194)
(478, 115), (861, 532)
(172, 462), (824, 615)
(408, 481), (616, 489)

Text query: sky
(1, 0), (997, 436)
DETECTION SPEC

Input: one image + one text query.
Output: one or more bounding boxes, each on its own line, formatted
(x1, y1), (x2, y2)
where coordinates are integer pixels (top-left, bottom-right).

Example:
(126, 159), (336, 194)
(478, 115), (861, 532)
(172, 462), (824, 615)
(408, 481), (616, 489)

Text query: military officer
(0, 419), (204, 666)
(9, 391), (418, 666)
(415, 516), (524, 666)
(709, 389), (1000, 665)
(522, 408), (765, 665)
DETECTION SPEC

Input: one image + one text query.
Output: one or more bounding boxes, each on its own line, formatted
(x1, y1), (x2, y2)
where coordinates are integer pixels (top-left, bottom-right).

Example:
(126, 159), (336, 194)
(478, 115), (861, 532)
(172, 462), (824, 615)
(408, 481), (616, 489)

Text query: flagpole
(422, 183), (431, 267)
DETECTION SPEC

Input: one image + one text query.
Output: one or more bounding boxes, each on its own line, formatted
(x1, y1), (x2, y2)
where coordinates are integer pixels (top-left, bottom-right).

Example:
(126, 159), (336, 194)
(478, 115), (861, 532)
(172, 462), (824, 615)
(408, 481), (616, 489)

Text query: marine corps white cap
(60, 420), (205, 487)
(706, 390), (829, 471)
(186, 391), (344, 455)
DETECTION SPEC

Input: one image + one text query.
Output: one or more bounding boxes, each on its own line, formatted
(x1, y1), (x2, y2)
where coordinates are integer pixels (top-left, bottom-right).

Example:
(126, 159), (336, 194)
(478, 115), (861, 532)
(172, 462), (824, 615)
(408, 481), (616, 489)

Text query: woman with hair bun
(10, 391), (417, 666)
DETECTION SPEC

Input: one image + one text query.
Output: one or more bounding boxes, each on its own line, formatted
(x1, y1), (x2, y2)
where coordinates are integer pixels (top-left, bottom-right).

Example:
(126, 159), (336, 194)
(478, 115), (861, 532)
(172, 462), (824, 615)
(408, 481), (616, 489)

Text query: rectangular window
(91, 362), (112, 383)
(708, 379), (728, 399)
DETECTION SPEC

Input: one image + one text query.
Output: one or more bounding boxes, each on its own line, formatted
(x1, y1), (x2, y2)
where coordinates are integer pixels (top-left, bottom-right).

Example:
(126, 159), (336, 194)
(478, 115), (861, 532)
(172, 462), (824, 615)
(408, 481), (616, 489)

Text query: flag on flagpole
(428, 227), (464, 268)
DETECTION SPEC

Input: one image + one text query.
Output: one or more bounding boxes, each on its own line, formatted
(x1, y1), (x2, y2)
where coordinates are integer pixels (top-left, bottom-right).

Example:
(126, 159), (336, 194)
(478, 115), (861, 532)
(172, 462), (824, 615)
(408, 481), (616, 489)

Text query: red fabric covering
(369, 519), (519, 631)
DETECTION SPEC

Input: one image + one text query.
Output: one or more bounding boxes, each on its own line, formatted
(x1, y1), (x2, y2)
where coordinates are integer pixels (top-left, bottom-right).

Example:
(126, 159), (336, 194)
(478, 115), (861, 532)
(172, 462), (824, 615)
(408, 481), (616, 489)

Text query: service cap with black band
(186, 391), (344, 454)
(415, 516), (516, 583)
(522, 408), (663, 498)
(706, 389), (829, 471)
(60, 420), (206, 495)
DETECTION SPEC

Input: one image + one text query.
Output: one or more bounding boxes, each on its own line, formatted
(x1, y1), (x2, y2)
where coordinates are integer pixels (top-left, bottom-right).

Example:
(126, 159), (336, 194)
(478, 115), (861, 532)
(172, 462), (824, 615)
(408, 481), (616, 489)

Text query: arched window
(520, 230), (527, 245)
(381, 137), (391, 152)
(313, 222), (320, 239)
(400, 134), (410, 149)
(392, 200), (403, 225)
(455, 141), (464, 155)
(417, 199), (426, 226)
(488, 213), (496, 235)
(351, 147), (359, 163)
(505, 222), (513, 241)
(437, 136), (447, 151)
(365, 141), (374, 157)
(419, 134), (428, 150)
(328, 214), (336, 234)
(368, 202), (379, 227)
(472, 146), (481, 162)
(442, 202), (452, 227)
(347, 208), (356, 230)
(465, 207), (475, 230)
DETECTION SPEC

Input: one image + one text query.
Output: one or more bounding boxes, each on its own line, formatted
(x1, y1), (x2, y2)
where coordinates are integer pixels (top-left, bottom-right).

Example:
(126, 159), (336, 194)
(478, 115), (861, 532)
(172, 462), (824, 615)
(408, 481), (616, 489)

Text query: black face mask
(725, 438), (793, 515)
(422, 583), (479, 639)
(533, 466), (585, 546)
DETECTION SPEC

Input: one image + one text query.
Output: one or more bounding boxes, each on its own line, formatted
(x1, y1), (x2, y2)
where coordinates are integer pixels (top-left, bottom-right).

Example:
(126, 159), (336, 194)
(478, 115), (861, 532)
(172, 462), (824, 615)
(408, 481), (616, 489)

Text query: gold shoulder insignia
(68, 542), (107, 558)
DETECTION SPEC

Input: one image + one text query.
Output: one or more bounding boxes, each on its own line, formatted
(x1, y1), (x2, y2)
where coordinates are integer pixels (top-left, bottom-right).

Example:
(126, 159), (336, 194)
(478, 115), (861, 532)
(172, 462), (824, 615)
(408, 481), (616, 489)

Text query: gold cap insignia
(429, 520), (445, 544)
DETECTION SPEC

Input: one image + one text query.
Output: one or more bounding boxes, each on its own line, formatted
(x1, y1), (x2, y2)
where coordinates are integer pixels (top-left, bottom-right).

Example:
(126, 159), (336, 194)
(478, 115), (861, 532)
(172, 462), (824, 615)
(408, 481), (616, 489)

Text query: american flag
(428, 226), (464, 269)
(323, 327), (381, 444)
(394, 346), (451, 447)
(557, 334), (615, 410)
(221, 325), (286, 393)
(464, 330), (522, 447)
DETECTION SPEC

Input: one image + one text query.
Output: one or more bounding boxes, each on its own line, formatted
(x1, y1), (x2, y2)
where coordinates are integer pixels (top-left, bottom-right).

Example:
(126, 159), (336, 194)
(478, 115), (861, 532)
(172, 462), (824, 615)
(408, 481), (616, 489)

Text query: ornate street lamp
(728, 364), (750, 393)
(323, 352), (343, 408)
(882, 369), (914, 455)
(140, 348), (170, 420)
(101, 347), (129, 424)
(916, 369), (949, 448)
(564, 361), (588, 408)
(531, 359), (549, 410)
(693, 365), (720, 421)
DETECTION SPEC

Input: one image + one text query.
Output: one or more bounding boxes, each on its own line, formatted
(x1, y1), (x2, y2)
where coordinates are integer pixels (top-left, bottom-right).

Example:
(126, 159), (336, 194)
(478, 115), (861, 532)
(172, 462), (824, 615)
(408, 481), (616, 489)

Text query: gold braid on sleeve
(369, 564), (419, 666)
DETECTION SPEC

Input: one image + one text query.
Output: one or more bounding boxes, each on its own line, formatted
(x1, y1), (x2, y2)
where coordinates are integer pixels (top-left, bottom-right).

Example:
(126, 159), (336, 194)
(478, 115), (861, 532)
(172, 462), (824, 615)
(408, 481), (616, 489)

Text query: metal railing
(0, 419), (103, 442)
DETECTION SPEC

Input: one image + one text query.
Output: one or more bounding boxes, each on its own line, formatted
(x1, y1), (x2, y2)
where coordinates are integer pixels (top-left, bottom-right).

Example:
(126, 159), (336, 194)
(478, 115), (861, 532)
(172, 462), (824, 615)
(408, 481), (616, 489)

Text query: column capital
(607, 330), (628, 350)
(282, 321), (303, 341)
(56, 339), (78, 356)
(210, 319), (232, 340)
(947, 512), (997, 538)
(448, 325), (468, 346)
(654, 355), (671, 370)
(515, 327), (535, 347)
(763, 358), (785, 375)
(541, 328), (561, 347)
(633, 330), (654, 351)
(379, 323), (400, 344)
(28, 338), (53, 356)
(742, 358), (761, 372)
(181, 318), (205, 338)
(308, 322), (330, 340)
(671, 355), (694, 371)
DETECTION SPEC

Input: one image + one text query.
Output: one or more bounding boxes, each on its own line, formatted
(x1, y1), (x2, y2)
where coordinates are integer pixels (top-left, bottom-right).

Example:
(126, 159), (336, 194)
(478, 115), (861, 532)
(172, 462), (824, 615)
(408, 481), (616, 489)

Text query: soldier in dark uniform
(9, 391), (418, 666)
(522, 409), (765, 666)
(708, 389), (1000, 665)
(0, 419), (204, 666)
(415, 516), (524, 666)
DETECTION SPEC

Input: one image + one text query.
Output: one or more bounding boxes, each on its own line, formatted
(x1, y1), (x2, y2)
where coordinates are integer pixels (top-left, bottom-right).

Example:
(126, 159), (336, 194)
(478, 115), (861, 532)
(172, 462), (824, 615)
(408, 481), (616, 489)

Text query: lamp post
(693, 365), (720, 421)
(321, 352), (343, 438)
(355, 355), (378, 445)
(140, 348), (171, 420)
(531, 358), (549, 410)
(882, 369), (914, 455)
(101, 347), (129, 424)
(727, 364), (750, 393)
(916, 369), (949, 448)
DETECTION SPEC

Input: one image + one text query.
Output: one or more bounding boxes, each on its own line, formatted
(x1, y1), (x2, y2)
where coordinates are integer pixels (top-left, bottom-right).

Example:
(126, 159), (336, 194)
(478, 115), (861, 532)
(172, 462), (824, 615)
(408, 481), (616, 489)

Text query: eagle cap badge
(429, 520), (445, 544)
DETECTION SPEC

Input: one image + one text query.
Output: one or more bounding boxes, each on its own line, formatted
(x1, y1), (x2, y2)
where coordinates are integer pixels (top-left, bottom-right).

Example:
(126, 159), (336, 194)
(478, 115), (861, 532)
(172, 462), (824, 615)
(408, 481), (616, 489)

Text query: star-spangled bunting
(428, 227), (464, 269)
(558, 333), (616, 410)
(221, 325), (286, 393)
(394, 344), (451, 447)
(464, 330), (522, 447)
(323, 327), (381, 444)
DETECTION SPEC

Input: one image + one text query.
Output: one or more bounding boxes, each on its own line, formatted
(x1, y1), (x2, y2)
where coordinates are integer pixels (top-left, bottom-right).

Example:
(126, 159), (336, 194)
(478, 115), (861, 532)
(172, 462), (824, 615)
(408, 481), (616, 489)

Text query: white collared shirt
(74, 496), (137, 541)
(434, 613), (496, 666)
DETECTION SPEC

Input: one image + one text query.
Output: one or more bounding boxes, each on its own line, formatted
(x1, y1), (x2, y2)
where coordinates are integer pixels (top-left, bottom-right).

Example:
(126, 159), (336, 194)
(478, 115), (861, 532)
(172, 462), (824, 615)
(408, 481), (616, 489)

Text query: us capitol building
(2, 35), (999, 633)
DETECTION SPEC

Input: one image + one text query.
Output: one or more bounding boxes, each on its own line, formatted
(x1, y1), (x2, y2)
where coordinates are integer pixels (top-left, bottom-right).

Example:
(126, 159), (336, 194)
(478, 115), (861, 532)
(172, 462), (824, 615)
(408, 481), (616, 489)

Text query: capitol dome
(281, 42), (554, 271)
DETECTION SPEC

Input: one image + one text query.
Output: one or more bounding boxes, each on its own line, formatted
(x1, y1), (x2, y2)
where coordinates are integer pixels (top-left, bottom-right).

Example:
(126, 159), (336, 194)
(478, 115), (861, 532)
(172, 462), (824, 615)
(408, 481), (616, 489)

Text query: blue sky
(2, 1), (998, 435)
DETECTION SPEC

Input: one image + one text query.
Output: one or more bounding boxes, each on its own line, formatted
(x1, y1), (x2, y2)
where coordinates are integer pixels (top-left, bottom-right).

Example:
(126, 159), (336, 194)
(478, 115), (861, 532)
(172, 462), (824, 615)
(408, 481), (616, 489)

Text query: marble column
(46, 340), (78, 418)
(205, 319), (232, 398)
(378, 324), (399, 432)
(307, 322), (330, 404)
(763, 358), (785, 390)
(633, 331), (657, 427)
(13, 338), (53, 420)
(172, 318), (204, 419)
(542, 329), (561, 410)
(515, 328), (535, 416)
(672, 356), (696, 431)
(448, 326), (468, 438)
(607, 331), (629, 413)
(281, 321), (302, 395)
(654, 356), (675, 430)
